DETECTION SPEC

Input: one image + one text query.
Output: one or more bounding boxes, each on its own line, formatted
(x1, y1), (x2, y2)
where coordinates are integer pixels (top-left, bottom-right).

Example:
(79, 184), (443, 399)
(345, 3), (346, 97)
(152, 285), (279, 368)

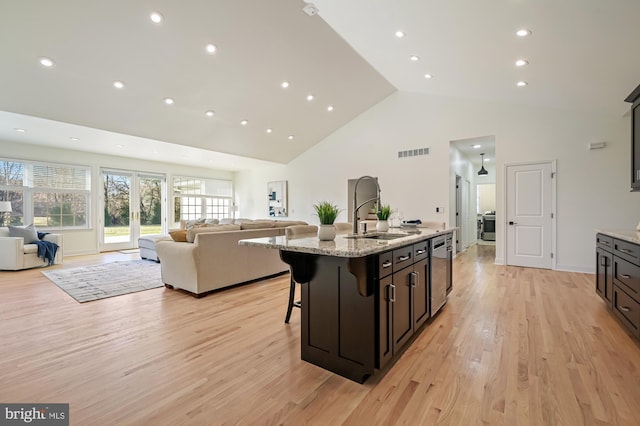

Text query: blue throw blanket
(35, 232), (59, 265)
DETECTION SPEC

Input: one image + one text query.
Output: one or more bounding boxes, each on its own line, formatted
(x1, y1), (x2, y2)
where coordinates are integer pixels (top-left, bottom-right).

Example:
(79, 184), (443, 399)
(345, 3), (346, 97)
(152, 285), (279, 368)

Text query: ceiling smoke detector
(303, 3), (318, 16)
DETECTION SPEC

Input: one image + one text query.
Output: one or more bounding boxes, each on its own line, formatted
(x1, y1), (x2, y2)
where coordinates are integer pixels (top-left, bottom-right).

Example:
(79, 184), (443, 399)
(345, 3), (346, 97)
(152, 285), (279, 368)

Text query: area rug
(42, 260), (163, 303)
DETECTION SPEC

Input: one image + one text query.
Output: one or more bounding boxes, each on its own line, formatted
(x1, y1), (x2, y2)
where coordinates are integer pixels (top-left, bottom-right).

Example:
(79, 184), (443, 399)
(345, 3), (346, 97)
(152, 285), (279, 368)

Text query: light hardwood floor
(1, 245), (639, 425)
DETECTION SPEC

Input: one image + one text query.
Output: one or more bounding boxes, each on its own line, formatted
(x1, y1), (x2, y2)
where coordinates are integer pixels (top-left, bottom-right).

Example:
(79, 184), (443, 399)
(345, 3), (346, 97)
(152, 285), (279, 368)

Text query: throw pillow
(8, 224), (39, 244)
(169, 229), (188, 242)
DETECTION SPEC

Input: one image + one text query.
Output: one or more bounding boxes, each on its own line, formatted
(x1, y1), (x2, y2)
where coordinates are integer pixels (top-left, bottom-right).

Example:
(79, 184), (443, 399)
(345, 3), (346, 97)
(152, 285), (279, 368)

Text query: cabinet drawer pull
(620, 274), (631, 279)
(398, 255), (411, 262)
(620, 248), (636, 255)
(390, 284), (396, 302)
(619, 305), (631, 312)
(416, 249), (426, 255)
(382, 261), (392, 268)
(600, 241), (611, 246)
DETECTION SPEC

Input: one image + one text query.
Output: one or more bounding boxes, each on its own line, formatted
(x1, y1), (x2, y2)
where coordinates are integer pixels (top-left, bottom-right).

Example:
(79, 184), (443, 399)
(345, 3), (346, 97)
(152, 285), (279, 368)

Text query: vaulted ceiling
(1, 0), (639, 170)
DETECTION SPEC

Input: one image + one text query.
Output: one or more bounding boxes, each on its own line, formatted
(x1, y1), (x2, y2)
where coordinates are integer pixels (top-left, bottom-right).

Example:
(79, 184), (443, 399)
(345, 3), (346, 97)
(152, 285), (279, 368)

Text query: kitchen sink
(344, 233), (407, 240)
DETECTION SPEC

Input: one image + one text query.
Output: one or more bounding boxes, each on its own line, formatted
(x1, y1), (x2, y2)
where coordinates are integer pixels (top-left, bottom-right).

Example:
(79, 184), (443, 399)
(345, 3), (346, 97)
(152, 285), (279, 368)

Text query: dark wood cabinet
(596, 233), (614, 305)
(624, 83), (640, 191)
(377, 242), (433, 370)
(596, 247), (613, 304)
(596, 233), (640, 339)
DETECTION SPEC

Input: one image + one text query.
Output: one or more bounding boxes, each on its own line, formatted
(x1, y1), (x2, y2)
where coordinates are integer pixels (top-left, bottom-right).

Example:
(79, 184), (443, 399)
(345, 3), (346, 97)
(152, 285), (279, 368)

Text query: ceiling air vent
(398, 147), (429, 159)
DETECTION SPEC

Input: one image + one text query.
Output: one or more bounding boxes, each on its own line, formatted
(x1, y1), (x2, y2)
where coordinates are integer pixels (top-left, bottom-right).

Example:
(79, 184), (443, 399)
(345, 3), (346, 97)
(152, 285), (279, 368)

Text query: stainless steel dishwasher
(430, 235), (449, 315)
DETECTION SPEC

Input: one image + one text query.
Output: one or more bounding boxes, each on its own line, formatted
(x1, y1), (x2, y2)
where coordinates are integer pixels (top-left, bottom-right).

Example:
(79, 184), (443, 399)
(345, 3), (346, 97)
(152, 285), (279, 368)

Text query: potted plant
(375, 204), (392, 232)
(313, 201), (341, 241)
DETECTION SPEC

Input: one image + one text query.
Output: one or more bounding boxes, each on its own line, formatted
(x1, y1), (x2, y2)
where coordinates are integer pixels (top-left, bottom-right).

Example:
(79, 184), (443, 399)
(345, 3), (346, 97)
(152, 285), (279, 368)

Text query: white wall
(478, 184), (496, 214)
(1, 140), (233, 255)
(235, 91), (640, 273)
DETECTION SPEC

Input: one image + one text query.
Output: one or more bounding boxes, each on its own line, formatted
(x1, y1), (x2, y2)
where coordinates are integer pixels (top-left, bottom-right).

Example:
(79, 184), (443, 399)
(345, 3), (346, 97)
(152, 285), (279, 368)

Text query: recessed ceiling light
(205, 110), (215, 117)
(205, 44), (217, 54)
(515, 59), (529, 67)
(395, 31), (406, 38)
(327, 105), (334, 112)
(70, 137), (79, 141)
(39, 57), (55, 67)
(307, 94), (314, 101)
(288, 135), (294, 140)
(473, 144), (481, 149)
(163, 97), (174, 105)
(115, 144), (123, 148)
(240, 120), (248, 126)
(517, 81), (528, 87)
(410, 55), (420, 61)
(424, 73), (433, 79)
(266, 128), (273, 133)
(14, 128), (26, 133)
(516, 29), (532, 37)
(281, 81), (290, 88)
(150, 12), (163, 24)
(113, 80), (125, 89)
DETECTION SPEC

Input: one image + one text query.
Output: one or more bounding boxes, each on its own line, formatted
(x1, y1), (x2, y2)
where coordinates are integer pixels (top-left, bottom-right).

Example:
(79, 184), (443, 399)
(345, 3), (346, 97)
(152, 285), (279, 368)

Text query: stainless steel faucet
(352, 175), (381, 234)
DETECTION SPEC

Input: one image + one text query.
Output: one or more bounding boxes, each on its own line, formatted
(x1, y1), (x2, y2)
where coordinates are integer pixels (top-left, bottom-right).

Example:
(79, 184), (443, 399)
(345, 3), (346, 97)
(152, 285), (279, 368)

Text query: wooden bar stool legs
(285, 274), (301, 323)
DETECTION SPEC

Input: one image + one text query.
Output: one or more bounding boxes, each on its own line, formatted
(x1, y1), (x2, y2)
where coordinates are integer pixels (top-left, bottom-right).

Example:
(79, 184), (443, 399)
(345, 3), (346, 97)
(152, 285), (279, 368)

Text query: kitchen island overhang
(239, 228), (456, 383)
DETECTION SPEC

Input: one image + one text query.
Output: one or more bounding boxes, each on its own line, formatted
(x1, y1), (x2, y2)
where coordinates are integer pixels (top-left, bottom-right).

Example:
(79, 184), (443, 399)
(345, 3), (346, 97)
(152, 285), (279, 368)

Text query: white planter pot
(318, 224), (336, 241)
(376, 220), (389, 232)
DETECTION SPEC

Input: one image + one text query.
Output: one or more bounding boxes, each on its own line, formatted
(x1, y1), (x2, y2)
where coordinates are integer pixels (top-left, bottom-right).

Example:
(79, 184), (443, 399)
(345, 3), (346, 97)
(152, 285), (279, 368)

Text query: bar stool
(284, 225), (318, 323)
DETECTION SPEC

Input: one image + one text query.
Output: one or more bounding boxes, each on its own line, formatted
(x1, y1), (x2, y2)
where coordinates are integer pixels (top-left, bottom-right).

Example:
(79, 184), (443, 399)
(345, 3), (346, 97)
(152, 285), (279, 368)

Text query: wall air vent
(398, 147), (430, 159)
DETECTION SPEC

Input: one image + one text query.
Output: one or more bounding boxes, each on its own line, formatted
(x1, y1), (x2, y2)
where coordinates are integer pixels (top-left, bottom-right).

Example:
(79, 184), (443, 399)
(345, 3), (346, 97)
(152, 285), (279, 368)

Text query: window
(0, 159), (91, 228)
(172, 177), (232, 222)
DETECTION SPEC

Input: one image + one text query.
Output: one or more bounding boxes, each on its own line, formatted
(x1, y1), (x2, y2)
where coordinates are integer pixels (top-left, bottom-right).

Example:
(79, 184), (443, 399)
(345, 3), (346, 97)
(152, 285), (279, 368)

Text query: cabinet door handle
(389, 284), (396, 302)
(600, 257), (607, 267)
(619, 305), (631, 312)
(416, 249), (426, 255)
(620, 274), (631, 279)
(382, 261), (392, 268)
(410, 271), (417, 287)
(398, 255), (411, 262)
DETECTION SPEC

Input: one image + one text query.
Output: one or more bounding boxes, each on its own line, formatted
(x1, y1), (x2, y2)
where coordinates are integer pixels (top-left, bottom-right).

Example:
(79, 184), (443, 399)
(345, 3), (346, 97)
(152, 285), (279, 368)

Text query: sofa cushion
(240, 221), (276, 230)
(8, 224), (39, 243)
(219, 218), (235, 224)
(187, 224), (242, 243)
(169, 229), (188, 242)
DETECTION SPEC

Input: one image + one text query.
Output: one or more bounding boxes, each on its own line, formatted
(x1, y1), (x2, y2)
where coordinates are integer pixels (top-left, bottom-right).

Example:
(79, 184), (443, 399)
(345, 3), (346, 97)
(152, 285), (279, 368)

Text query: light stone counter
(595, 229), (640, 245)
(239, 227), (457, 258)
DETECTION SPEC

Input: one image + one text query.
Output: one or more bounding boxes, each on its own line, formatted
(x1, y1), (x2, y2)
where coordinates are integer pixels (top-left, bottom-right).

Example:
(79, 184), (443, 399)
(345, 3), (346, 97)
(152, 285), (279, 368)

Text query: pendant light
(478, 153), (488, 176)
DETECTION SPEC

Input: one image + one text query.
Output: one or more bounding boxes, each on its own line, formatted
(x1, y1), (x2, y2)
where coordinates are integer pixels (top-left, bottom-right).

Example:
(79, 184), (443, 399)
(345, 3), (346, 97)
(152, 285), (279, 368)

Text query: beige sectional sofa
(155, 219), (307, 297)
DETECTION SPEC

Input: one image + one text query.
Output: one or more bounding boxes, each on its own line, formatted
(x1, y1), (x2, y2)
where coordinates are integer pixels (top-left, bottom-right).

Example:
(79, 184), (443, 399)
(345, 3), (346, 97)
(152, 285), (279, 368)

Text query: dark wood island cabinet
(240, 228), (455, 383)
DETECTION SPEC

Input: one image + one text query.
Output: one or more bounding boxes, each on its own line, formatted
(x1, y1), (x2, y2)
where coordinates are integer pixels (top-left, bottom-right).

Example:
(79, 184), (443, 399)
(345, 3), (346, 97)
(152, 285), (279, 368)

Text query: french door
(101, 170), (166, 251)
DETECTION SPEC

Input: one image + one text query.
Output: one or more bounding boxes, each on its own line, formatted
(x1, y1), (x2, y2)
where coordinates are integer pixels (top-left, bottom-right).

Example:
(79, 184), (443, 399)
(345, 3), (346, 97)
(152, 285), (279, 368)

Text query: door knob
(508, 221), (517, 225)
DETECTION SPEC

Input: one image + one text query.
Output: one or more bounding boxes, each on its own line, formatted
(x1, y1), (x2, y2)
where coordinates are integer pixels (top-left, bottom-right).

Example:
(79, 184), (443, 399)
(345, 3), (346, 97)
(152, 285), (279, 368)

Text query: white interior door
(506, 162), (555, 269)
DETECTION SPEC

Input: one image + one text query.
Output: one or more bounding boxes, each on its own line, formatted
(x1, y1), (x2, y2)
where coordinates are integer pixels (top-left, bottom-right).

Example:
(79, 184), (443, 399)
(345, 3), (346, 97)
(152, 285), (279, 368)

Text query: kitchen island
(239, 227), (455, 383)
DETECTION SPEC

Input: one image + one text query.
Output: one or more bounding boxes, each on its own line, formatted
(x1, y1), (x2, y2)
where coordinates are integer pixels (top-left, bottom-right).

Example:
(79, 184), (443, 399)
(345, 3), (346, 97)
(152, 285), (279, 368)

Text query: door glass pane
(103, 173), (131, 244)
(139, 176), (162, 236)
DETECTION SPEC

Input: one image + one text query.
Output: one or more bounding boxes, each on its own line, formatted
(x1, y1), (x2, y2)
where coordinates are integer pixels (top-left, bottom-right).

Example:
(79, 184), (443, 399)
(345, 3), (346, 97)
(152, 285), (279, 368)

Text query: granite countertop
(239, 227), (457, 258)
(596, 229), (640, 245)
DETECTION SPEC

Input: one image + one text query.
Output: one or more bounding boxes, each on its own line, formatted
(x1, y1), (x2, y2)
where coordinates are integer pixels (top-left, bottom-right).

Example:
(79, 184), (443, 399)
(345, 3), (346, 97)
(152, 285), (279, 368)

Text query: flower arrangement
(313, 201), (341, 225)
(375, 204), (392, 221)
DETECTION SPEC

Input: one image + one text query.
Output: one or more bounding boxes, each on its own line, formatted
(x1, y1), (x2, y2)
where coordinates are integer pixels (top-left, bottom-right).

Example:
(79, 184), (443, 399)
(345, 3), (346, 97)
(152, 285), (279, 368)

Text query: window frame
(0, 157), (92, 230)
